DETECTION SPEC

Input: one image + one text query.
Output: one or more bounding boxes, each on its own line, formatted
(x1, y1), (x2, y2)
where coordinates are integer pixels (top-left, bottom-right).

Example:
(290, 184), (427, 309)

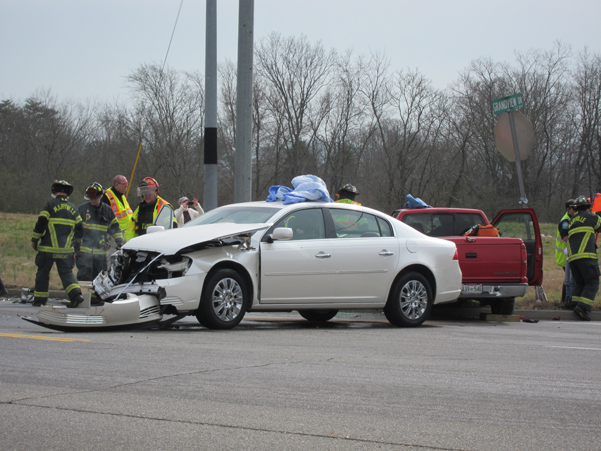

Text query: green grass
(1, 213), (599, 309)
(0, 213), (63, 290)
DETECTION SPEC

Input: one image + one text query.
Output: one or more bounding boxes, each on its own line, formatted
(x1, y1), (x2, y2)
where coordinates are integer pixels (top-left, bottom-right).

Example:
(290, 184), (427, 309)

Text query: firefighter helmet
(338, 184), (359, 195)
(51, 180), (74, 197)
(137, 176), (159, 196)
(84, 182), (104, 200)
(573, 195), (592, 209)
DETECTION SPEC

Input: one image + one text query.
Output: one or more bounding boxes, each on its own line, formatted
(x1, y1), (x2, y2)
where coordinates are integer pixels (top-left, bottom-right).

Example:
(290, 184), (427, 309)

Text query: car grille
(139, 305), (160, 319)
(38, 310), (106, 325)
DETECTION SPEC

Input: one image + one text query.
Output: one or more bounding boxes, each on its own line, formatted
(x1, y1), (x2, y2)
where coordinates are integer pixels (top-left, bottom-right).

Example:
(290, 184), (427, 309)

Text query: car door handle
(466, 252), (477, 258)
(379, 250), (394, 256)
(315, 252), (331, 259)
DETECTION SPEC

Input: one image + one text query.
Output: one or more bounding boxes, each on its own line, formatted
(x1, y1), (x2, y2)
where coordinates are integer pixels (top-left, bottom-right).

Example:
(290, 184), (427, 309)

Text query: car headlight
(157, 256), (192, 277)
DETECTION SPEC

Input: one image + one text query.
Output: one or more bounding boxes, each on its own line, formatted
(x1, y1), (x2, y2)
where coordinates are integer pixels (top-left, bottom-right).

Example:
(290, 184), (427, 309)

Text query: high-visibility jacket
(555, 212), (570, 267)
(592, 193), (601, 213)
(336, 198), (361, 206)
(568, 210), (601, 262)
(129, 196), (176, 237)
(32, 196), (83, 254)
(104, 187), (134, 241)
(78, 202), (124, 255)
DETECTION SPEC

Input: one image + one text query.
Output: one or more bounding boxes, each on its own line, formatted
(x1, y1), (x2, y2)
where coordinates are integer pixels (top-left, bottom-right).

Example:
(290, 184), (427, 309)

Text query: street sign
(494, 111), (535, 162)
(492, 93), (524, 115)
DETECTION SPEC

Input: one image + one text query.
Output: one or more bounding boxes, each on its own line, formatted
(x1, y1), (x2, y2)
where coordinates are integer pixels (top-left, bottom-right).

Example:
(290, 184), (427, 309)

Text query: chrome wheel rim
(212, 277), (243, 321)
(399, 280), (428, 320)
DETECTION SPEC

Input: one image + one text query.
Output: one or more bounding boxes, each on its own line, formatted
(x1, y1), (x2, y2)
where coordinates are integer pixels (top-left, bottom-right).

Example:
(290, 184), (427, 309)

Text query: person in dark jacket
(31, 180), (84, 308)
(77, 182), (124, 281)
(568, 196), (601, 321)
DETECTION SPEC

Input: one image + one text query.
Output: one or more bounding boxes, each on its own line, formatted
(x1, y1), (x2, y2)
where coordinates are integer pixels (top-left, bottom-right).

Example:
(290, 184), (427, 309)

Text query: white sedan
(32, 201), (462, 331)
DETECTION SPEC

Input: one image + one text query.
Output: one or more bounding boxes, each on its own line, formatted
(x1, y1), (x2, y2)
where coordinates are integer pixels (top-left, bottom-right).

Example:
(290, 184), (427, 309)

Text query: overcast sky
(2, 0), (600, 104)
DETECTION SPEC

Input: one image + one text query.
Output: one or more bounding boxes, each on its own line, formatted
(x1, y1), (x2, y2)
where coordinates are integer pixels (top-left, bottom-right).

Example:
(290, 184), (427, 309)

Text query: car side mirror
(147, 225), (165, 234)
(269, 227), (293, 241)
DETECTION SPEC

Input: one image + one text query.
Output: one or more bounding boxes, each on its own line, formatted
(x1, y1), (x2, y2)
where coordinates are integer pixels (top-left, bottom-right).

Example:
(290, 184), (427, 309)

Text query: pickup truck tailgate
(445, 236), (527, 284)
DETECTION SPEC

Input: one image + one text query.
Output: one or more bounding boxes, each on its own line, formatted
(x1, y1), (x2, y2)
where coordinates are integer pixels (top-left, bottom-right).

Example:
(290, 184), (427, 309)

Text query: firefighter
(31, 180), (84, 308)
(128, 177), (177, 238)
(102, 175), (134, 242)
(555, 199), (575, 309)
(567, 196), (601, 321)
(335, 184), (361, 205)
(77, 182), (124, 281)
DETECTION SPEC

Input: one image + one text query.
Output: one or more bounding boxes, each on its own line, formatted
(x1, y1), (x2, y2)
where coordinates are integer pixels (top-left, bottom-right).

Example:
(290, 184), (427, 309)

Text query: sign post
(492, 93), (531, 206)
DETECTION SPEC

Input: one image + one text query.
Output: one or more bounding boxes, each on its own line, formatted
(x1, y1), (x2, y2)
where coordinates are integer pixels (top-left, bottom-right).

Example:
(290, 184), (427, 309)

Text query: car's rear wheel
(490, 297), (515, 315)
(384, 272), (433, 327)
(298, 309), (339, 322)
(197, 269), (248, 330)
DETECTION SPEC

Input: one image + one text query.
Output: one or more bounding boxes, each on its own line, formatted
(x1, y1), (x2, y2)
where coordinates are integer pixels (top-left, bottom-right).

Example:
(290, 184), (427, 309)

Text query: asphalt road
(1, 300), (600, 451)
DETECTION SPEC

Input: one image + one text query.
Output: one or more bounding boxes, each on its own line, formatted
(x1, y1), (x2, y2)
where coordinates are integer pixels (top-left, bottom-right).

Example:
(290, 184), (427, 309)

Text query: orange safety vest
(105, 188), (134, 240)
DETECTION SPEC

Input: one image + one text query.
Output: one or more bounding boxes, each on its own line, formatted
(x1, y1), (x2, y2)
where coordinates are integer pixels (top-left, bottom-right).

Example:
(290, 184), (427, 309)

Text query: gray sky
(2, 0), (600, 103)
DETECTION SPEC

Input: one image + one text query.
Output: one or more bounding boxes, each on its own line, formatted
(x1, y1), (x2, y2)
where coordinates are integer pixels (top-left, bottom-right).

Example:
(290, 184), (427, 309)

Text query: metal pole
(508, 110), (528, 205)
(234, 0), (254, 203)
(203, 0), (218, 211)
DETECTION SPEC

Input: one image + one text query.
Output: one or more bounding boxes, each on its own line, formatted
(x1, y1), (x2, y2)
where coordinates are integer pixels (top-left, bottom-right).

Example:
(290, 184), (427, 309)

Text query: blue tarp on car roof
(266, 175), (334, 204)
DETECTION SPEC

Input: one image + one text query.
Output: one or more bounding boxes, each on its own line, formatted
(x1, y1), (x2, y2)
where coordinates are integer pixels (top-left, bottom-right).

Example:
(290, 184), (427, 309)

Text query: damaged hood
(123, 223), (271, 255)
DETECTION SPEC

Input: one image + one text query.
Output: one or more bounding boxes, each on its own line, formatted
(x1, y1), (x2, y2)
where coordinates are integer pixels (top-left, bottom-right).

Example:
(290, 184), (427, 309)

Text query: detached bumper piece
(24, 294), (164, 332)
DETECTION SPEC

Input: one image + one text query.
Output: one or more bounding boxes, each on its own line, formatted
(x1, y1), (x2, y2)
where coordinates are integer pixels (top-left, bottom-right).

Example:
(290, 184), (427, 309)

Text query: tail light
(453, 250), (459, 260)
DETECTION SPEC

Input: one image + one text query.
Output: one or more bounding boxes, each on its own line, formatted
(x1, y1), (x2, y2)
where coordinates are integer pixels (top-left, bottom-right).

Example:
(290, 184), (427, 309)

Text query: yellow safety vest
(555, 212), (570, 267)
(128, 197), (173, 237)
(105, 188), (134, 241)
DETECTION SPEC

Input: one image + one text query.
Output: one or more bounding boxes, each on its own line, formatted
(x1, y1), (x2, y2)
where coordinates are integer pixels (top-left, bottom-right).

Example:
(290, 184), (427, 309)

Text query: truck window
(403, 213), (433, 234)
(454, 213), (486, 235)
(494, 212), (535, 241)
(403, 212), (485, 236)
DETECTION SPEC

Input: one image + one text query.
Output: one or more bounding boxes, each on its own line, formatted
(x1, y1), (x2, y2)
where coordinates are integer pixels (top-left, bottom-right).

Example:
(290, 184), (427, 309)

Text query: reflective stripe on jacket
(78, 202), (123, 255)
(32, 196), (83, 253)
(568, 211), (601, 262)
(129, 197), (174, 237)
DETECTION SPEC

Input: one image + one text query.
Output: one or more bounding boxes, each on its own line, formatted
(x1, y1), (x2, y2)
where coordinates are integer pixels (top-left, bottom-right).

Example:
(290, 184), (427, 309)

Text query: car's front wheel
(384, 272), (433, 327)
(197, 269), (248, 330)
(298, 309), (339, 322)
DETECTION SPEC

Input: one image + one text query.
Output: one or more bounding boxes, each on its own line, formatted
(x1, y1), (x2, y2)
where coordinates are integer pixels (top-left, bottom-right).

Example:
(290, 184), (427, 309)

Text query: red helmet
(137, 177), (159, 196)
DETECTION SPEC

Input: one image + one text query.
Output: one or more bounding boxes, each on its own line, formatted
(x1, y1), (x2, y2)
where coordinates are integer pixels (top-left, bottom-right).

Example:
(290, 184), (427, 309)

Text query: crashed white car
(32, 201), (462, 331)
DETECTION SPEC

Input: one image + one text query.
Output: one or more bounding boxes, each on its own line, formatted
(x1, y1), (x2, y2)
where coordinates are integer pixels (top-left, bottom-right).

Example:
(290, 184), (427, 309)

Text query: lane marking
(0, 333), (89, 342)
(547, 346), (601, 351)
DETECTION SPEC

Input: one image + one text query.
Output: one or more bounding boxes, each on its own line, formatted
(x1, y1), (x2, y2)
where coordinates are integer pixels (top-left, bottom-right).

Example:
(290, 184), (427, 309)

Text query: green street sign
(492, 93), (524, 115)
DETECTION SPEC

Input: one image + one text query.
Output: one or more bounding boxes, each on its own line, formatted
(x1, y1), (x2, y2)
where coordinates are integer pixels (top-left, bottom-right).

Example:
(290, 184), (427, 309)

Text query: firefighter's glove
(99, 238), (111, 251)
(31, 240), (38, 251)
(116, 240), (124, 250)
(74, 242), (81, 254)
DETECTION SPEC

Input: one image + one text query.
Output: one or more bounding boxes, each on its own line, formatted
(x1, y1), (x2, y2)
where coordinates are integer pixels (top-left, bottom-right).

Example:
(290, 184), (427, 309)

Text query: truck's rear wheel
(384, 272), (433, 327)
(490, 297), (515, 315)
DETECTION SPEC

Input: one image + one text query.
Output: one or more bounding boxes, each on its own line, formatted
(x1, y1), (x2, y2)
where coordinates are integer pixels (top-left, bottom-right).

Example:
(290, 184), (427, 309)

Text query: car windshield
(183, 205), (281, 227)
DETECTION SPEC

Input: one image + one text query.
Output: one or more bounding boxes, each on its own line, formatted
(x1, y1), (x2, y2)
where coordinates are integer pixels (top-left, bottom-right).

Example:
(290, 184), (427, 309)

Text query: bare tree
(124, 64), (205, 202)
(255, 33), (335, 181)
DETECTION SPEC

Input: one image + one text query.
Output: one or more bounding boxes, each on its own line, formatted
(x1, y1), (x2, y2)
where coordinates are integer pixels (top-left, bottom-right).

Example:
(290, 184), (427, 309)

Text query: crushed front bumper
(23, 293), (163, 332)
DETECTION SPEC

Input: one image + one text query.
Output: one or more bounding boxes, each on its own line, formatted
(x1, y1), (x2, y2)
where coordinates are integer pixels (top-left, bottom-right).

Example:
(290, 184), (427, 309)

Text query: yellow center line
(0, 333), (89, 342)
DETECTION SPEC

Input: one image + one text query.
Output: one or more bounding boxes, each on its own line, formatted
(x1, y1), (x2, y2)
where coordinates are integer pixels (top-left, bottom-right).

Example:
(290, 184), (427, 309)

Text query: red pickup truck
(394, 208), (543, 314)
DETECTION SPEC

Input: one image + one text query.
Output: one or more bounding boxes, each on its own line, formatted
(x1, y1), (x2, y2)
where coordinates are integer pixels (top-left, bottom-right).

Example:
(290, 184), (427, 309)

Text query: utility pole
(234, 0), (254, 203)
(203, 0), (218, 211)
